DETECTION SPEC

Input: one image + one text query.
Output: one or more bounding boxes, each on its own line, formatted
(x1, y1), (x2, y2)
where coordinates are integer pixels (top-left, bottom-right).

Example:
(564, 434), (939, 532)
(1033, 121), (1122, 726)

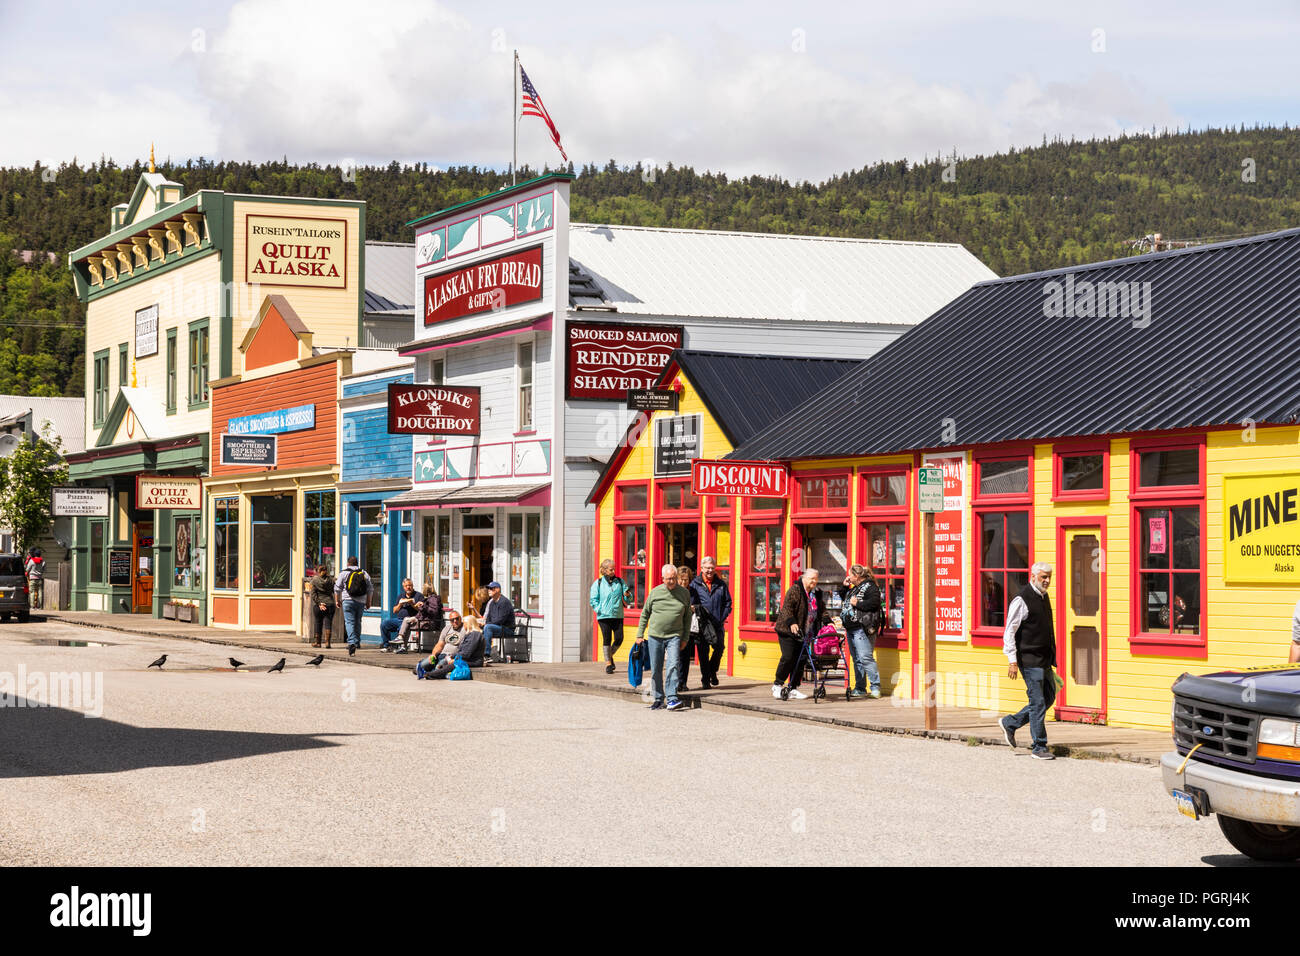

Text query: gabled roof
(567, 223), (996, 325)
(94, 388), (167, 448)
(729, 227), (1300, 462)
(585, 350), (861, 506)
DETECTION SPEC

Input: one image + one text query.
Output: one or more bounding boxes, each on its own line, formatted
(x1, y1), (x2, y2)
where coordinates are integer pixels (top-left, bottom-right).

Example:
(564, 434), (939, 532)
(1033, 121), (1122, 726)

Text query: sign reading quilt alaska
(566, 321), (684, 400)
(387, 383), (482, 436)
(246, 215), (348, 289)
(423, 245), (543, 326)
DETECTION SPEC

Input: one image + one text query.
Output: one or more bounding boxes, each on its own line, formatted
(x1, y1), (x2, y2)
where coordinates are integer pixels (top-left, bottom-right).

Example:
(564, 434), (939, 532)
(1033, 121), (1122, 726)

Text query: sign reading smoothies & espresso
(386, 384), (482, 436)
(566, 321), (683, 400)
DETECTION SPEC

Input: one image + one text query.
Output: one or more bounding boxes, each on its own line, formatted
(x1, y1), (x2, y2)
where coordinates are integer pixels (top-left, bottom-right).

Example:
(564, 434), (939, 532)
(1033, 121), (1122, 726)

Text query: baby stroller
(788, 624), (851, 703)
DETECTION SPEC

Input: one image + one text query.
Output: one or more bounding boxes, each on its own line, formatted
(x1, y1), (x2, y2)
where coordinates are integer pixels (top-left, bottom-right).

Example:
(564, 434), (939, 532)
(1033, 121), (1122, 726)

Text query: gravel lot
(0, 620), (1246, 866)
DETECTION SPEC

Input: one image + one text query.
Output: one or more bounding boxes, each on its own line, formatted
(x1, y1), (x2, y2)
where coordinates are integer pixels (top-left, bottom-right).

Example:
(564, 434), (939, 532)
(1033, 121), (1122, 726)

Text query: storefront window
(509, 513), (543, 613)
(1061, 454), (1104, 492)
(862, 522), (907, 631)
(213, 497), (239, 590)
(356, 504), (383, 602)
(798, 475), (849, 510)
(617, 524), (648, 610)
(304, 491), (336, 576)
(1137, 506), (1201, 635)
(251, 496), (292, 590)
(617, 484), (647, 512)
(1139, 448), (1200, 488)
(423, 514), (452, 600)
(707, 523), (731, 581)
(747, 524), (784, 623)
(173, 516), (194, 589)
(796, 522), (848, 609)
(977, 510), (1030, 627)
(90, 520), (105, 583)
(659, 482), (699, 512)
(978, 457), (1030, 497)
(862, 473), (907, 508)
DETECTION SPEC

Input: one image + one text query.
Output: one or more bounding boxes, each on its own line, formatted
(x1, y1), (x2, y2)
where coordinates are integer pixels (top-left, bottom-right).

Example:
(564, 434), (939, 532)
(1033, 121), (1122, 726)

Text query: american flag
(519, 63), (568, 162)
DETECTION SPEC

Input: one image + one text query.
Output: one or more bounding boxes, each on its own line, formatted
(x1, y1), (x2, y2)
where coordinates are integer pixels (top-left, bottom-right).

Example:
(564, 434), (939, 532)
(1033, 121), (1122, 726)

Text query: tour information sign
(923, 453), (967, 642)
(692, 460), (789, 498)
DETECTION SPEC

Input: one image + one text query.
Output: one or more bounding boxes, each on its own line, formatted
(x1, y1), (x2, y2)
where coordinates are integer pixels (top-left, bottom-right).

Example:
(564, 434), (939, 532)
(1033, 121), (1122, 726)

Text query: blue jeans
(342, 599), (365, 648)
(483, 623), (506, 659)
(646, 635), (681, 703)
(1005, 665), (1057, 750)
(846, 626), (879, 693)
(380, 617), (406, 647)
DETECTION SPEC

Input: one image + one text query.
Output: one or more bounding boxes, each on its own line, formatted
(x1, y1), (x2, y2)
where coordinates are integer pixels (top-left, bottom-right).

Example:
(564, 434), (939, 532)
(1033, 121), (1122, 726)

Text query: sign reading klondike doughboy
(1224, 472), (1300, 584)
(136, 475), (203, 510)
(386, 383), (482, 436)
(245, 215), (348, 289)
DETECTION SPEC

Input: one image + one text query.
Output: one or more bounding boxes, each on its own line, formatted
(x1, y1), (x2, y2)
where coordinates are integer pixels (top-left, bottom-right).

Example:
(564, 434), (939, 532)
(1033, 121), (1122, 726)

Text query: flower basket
(162, 604), (178, 620)
(177, 604), (196, 623)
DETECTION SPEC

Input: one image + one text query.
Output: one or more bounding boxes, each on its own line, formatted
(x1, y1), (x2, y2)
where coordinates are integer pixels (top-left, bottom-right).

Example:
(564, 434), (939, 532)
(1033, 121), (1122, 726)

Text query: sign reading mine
(566, 321), (683, 401)
(423, 245), (543, 327)
(691, 459), (789, 498)
(387, 383), (482, 436)
(136, 475), (203, 510)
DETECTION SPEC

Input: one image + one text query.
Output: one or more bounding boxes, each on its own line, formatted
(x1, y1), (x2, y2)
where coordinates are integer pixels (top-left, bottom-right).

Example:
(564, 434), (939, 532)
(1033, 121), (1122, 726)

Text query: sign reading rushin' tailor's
(566, 321), (683, 400)
(692, 460), (789, 498)
(387, 383), (482, 436)
(424, 245), (543, 326)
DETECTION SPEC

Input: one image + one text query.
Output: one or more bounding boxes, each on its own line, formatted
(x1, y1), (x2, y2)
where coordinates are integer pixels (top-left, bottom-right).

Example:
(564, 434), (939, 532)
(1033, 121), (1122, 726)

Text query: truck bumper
(1161, 751), (1300, 826)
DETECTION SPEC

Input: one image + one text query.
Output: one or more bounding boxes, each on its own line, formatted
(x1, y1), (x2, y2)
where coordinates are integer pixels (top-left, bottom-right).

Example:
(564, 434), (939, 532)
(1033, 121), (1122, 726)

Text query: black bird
(306, 654), (324, 667)
(147, 654), (167, 669)
(267, 657), (286, 674)
(229, 657), (246, 670)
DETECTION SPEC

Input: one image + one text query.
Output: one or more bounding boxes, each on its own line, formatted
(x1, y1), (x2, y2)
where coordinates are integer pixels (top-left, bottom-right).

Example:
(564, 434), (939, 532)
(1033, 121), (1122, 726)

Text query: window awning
(384, 481), (551, 511)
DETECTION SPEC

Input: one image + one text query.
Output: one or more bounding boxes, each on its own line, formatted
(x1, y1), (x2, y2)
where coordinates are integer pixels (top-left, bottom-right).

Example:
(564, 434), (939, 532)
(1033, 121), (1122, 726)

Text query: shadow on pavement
(1203, 854), (1298, 867)
(0, 700), (341, 778)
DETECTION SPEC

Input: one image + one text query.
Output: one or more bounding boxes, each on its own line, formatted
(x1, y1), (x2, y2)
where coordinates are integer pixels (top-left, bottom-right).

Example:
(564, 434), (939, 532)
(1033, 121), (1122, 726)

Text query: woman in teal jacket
(590, 558), (632, 674)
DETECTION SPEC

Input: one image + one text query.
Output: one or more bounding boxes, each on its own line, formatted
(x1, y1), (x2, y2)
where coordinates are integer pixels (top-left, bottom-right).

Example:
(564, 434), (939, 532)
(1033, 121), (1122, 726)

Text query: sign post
(918, 466), (944, 731)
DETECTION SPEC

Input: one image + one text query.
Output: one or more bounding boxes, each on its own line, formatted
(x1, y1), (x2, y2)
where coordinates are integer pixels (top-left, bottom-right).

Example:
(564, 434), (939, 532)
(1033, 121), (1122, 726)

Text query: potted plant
(162, 600), (179, 620)
(177, 601), (196, 623)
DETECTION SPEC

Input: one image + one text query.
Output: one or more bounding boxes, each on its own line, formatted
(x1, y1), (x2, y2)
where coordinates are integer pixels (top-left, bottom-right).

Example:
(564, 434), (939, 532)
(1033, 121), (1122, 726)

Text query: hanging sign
(423, 245), (543, 326)
(566, 321), (683, 400)
(51, 486), (110, 517)
(627, 388), (679, 412)
(691, 460), (788, 498)
(386, 384), (482, 436)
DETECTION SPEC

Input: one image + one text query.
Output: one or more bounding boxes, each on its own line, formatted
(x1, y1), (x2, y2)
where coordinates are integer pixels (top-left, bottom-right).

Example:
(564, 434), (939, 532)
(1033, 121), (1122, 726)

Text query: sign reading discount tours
(386, 383), (482, 436)
(566, 321), (684, 400)
(245, 215), (348, 289)
(692, 460), (789, 498)
(923, 452), (967, 642)
(424, 245), (544, 326)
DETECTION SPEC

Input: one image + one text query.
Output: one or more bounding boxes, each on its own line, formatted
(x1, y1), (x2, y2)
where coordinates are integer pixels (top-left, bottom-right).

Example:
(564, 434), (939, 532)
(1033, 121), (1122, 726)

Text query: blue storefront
(338, 360), (415, 643)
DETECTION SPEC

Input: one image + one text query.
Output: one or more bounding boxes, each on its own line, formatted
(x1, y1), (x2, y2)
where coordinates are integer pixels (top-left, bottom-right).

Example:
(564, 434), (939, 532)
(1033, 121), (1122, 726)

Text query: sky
(1, 0), (1298, 182)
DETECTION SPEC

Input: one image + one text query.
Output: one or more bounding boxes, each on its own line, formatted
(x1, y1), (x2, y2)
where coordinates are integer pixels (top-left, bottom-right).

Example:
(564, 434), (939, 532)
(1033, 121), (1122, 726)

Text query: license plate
(1172, 788), (1200, 820)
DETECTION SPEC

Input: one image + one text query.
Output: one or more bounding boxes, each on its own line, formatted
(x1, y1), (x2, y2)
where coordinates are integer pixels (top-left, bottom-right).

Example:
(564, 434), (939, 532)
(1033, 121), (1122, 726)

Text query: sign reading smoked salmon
(387, 383), (482, 436)
(245, 215), (348, 289)
(692, 460), (789, 498)
(136, 475), (202, 510)
(566, 321), (683, 400)
(423, 245), (543, 326)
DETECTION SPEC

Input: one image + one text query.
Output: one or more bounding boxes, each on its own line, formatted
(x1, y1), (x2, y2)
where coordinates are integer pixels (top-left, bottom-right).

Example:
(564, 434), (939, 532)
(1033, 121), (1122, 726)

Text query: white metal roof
(364, 241), (415, 312)
(567, 223), (996, 325)
(0, 395), (85, 454)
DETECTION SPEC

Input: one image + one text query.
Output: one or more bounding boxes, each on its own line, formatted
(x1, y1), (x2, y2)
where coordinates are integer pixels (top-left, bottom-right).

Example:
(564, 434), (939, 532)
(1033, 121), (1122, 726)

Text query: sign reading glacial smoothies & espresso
(386, 384), (482, 436)
(423, 245), (543, 326)
(566, 321), (684, 400)
(245, 215), (348, 289)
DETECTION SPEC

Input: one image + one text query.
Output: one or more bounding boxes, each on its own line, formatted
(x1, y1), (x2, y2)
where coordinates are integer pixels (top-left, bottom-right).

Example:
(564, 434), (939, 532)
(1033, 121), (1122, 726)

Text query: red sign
(423, 245), (543, 326)
(566, 321), (683, 400)
(691, 459), (789, 498)
(386, 383), (482, 436)
(923, 453), (966, 642)
(1148, 516), (1166, 554)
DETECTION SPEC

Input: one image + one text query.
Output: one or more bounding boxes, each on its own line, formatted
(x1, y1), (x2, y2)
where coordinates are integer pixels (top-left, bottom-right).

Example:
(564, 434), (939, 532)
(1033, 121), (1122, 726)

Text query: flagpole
(512, 49), (518, 185)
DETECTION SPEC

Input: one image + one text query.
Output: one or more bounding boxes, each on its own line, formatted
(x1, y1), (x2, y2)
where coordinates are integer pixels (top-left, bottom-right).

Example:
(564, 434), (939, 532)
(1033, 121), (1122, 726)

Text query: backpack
(345, 569), (368, 598)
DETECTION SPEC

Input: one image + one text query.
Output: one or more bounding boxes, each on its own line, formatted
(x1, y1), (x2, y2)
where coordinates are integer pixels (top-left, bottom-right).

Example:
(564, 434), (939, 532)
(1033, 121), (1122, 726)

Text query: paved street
(0, 620), (1248, 866)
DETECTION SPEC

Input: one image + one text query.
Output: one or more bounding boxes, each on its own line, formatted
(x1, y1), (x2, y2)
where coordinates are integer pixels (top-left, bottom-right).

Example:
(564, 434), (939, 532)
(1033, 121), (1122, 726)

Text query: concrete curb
(35, 612), (1161, 766)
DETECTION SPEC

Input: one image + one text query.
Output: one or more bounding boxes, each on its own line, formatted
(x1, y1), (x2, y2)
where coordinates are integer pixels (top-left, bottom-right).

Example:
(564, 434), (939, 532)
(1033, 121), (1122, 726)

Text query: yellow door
(1062, 528), (1103, 713)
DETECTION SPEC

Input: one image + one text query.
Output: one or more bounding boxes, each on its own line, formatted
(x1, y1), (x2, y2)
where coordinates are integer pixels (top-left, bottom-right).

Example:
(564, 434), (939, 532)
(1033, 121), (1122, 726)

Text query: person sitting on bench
(380, 578), (423, 652)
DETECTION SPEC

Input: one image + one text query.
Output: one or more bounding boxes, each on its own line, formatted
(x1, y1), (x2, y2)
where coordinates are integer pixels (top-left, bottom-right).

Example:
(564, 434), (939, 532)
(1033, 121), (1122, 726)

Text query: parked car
(0, 553), (30, 622)
(1161, 665), (1300, 860)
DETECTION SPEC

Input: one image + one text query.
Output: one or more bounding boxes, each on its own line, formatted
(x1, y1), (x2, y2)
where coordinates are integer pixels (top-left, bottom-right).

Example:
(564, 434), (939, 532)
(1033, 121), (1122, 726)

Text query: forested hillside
(4, 125), (1300, 396)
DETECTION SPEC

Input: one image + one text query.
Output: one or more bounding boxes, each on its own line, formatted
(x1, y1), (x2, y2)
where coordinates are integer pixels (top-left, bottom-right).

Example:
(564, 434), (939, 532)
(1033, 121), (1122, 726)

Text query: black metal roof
(364, 289), (410, 314)
(729, 226), (1300, 462)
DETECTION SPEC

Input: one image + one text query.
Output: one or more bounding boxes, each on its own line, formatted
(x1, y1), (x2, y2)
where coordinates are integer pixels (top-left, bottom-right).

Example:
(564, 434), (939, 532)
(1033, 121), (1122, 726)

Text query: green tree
(0, 425), (68, 555)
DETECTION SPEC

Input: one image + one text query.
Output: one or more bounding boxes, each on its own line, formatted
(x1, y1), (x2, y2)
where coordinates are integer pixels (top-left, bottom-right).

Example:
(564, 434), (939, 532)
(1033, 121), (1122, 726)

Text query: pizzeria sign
(387, 383), (482, 436)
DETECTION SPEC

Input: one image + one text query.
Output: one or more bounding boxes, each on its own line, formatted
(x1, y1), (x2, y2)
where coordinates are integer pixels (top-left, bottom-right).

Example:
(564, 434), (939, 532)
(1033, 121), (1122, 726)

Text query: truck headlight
(1258, 718), (1300, 762)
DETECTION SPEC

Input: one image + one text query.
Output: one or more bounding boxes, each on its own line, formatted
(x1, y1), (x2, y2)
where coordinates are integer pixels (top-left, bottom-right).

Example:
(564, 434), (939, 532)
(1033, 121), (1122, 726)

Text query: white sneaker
(772, 684), (783, 699)
(787, 687), (808, 700)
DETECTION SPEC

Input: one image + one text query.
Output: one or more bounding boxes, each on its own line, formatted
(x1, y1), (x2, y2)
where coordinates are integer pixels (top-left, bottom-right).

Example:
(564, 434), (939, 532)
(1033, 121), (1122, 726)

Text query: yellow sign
(1223, 472), (1300, 584)
(136, 475), (203, 510)
(245, 215), (348, 289)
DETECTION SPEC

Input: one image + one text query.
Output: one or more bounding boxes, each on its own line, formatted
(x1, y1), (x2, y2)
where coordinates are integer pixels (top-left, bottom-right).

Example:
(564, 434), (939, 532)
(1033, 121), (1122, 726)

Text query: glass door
(1063, 527), (1104, 715)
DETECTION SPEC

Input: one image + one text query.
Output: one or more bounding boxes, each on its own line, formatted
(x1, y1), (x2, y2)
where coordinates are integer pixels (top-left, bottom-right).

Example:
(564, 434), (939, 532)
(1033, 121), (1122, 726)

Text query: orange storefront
(204, 296), (345, 632)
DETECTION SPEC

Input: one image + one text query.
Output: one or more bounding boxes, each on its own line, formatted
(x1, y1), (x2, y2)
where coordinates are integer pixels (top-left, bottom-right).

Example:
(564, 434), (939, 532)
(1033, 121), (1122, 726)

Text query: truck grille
(1173, 696), (1258, 764)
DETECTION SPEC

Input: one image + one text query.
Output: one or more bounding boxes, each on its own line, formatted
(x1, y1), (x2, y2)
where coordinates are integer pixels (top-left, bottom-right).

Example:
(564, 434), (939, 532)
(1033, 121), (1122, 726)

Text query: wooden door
(133, 522), (154, 613)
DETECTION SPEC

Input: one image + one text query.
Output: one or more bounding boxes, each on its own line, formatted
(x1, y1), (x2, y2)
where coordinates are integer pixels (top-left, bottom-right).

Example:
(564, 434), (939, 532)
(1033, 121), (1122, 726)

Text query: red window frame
(971, 447), (1034, 646)
(656, 479), (700, 515)
(1052, 440), (1110, 501)
(1128, 435), (1207, 656)
(705, 520), (733, 583)
(612, 480), (650, 613)
(704, 494), (732, 518)
(791, 469), (851, 518)
(857, 466), (911, 648)
(743, 521), (785, 627)
(614, 480), (649, 516)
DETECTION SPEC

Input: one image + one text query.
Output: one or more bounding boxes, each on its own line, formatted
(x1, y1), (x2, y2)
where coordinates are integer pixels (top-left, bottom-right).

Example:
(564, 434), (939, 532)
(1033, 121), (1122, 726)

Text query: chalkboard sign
(221, 433), (278, 467)
(109, 549), (132, 586)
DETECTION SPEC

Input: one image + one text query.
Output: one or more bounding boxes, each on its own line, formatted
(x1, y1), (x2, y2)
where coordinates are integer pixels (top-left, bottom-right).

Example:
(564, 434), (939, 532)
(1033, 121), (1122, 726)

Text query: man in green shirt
(636, 563), (693, 712)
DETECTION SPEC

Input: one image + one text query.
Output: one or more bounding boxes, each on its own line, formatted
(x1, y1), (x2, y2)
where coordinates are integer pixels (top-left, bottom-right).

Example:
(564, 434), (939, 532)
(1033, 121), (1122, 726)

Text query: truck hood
(1174, 666), (1300, 719)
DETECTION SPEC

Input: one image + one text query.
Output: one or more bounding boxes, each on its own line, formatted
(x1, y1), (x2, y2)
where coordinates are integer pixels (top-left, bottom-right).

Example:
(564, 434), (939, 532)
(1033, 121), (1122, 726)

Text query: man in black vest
(998, 562), (1058, 760)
